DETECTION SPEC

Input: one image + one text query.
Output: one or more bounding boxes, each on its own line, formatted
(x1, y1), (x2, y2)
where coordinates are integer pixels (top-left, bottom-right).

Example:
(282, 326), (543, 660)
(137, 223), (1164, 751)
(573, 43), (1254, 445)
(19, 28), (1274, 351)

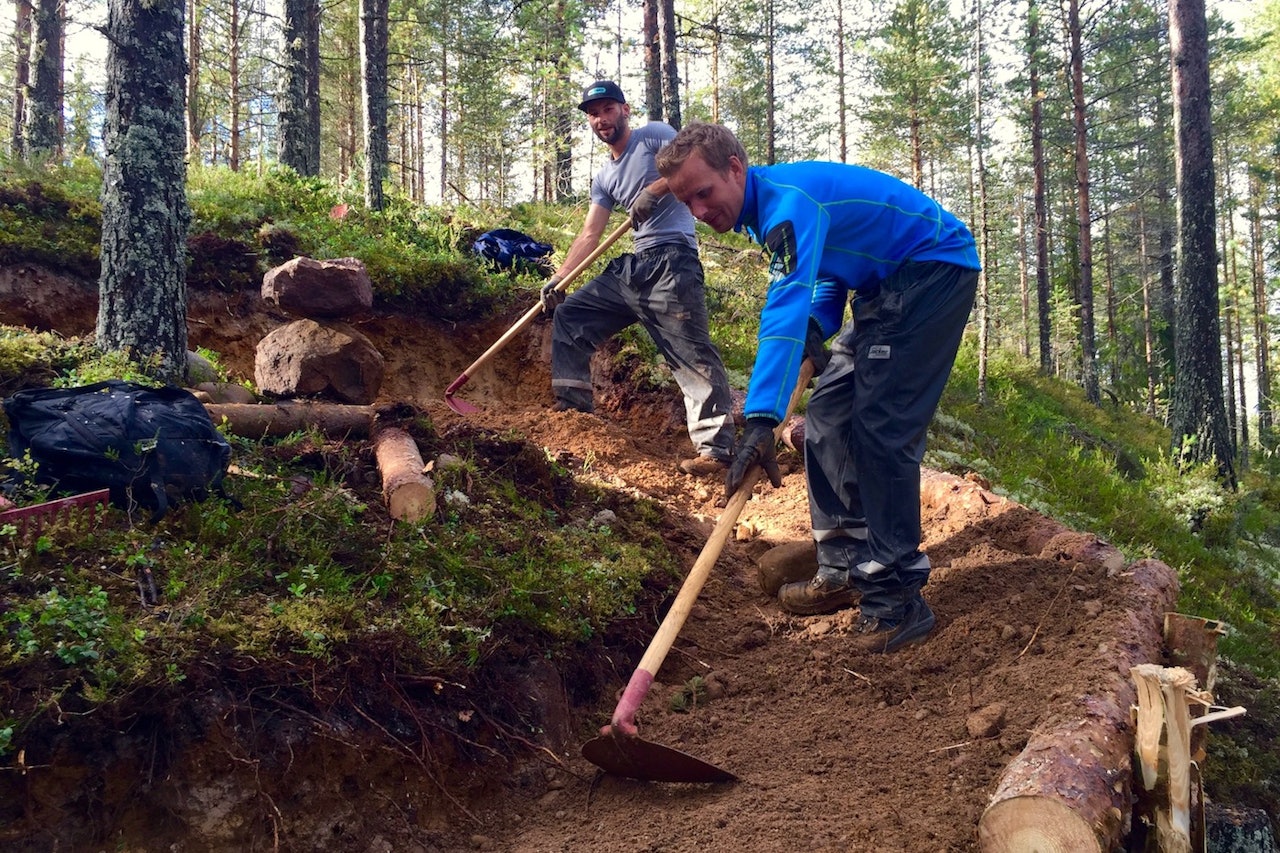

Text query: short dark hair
(656, 122), (749, 177)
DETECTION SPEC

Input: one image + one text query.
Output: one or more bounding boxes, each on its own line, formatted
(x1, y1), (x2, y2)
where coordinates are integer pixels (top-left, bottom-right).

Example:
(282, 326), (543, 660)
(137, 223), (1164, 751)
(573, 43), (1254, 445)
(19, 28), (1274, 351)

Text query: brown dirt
(1, 269), (1176, 852)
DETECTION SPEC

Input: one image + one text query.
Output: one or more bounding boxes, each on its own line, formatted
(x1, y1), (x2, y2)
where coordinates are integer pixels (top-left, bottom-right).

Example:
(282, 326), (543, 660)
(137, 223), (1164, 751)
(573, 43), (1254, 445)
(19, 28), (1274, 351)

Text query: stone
(262, 256), (374, 320)
(254, 319), (384, 404)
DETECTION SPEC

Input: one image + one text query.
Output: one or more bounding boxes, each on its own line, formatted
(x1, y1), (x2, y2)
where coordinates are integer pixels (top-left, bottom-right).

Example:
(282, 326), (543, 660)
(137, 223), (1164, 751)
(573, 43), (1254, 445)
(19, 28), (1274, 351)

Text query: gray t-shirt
(589, 122), (697, 254)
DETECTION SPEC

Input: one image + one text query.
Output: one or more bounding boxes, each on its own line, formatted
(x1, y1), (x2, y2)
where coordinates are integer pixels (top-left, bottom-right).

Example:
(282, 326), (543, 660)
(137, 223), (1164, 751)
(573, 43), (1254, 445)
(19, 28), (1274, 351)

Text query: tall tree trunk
(185, 0), (202, 159)
(1101, 177), (1117, 387)
(228, 0), (241, 171)
(658, 0), (680, 127)
(1067, 0), (1099, 405)
(439, 18), (448, 201)
(1029, 0), (1051, 375)
(643, 0), (661, 121)
(360, 0), (389, 210)
(1168, 0), (1235, 486)
(24, 0), (63, 159)
(1218, 137), (1242, 460)
(710, 3), (721, 122)
(12, 0), (32, 157)
(765, 0), (775, 163)
(973, 0), (989, 405)
(306, 0), (320, 169)
(1017, 190), (1031, 359)
(552, 7), (573, 200)
(837, 0), (847, 162)
(1234, 291), (1248, 470)
(1138, 183), (1158, 417)
(553, 100), (573, 200)
(1249, 173), (1272, 440)
(910, 104), (923, 188)
(413, 64), (425, 201)
(279, 0), (321, 175)
(1154, 86), (1176, 395)
(98, 0), (191, 386)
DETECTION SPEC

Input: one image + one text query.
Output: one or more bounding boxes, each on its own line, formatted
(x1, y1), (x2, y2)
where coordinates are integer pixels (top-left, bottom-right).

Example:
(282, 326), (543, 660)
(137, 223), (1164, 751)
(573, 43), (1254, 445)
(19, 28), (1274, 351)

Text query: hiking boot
(777, 573), (859, 616)
(849, 595), (936, 654)
(679, 455), (728, 476)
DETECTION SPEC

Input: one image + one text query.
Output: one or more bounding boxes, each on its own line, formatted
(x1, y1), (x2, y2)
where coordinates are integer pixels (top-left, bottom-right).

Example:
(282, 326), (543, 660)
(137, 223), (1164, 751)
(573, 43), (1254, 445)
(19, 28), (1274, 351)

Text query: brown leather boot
(849, 596), (936, 653)
(777, 574), (859, 615)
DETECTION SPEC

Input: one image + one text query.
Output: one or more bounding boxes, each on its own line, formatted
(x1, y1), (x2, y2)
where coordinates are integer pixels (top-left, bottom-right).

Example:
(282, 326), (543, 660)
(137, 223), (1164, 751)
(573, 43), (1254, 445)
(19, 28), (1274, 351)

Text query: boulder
(254, 319), (384, 405)
(262, 256), (373, 320)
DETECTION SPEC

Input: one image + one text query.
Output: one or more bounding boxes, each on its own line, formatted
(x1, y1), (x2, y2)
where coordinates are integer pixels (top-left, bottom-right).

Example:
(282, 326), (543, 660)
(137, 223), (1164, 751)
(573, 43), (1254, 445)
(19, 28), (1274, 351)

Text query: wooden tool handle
(610, 359), (817, 734)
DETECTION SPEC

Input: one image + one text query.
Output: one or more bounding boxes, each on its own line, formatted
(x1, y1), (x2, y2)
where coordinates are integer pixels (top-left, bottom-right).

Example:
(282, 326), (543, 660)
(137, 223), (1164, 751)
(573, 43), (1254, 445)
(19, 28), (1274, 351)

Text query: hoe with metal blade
(444, 217), (633, 414)
(582, 361), (816, 783)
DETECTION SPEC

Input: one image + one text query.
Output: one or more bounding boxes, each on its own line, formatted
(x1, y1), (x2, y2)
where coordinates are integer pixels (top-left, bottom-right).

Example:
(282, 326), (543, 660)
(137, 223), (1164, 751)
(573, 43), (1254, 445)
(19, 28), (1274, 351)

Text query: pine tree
(97, 0), (191, 385)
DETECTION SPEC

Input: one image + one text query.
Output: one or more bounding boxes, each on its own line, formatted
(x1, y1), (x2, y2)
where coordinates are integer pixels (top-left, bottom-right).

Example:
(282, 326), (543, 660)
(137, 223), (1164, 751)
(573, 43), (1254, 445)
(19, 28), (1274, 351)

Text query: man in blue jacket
(657, 122), (980, 653)
(540, 82), (736, 475)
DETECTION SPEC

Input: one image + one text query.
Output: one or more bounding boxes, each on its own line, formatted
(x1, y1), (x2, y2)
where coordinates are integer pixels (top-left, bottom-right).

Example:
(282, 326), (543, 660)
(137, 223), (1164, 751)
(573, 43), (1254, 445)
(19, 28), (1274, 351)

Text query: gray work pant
(805, 261), (979, 620)
(550, 243), (735, 461)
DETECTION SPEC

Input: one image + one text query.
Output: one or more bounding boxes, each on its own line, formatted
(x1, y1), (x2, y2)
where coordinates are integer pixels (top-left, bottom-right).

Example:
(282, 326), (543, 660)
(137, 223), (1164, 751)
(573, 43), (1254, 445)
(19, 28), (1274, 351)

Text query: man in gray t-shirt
(539, 81), (735, 474)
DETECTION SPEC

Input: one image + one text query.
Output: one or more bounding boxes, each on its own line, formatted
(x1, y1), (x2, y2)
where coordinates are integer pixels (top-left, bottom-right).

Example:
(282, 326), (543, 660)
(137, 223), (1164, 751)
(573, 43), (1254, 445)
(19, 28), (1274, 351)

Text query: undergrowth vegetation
(2, 420), (674, 747)
(2, 162), (1277, 818)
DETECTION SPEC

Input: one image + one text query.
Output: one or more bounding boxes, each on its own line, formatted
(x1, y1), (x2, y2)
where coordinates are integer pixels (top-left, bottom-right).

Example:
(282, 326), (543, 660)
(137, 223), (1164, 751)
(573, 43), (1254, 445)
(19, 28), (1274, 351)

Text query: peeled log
(978, 558), (1180, 853)
(374, 428), (435, 523)
(205, 401), (375, 438)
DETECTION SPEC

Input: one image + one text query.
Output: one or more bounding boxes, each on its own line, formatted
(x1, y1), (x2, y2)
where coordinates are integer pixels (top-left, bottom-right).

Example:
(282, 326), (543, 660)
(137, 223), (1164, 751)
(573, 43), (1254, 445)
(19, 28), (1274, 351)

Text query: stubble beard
(595, 116), (628, 147)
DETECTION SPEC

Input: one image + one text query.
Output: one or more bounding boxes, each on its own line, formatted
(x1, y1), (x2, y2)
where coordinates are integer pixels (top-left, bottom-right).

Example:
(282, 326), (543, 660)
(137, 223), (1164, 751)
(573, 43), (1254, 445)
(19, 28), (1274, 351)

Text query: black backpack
(3, 380), (233, 520)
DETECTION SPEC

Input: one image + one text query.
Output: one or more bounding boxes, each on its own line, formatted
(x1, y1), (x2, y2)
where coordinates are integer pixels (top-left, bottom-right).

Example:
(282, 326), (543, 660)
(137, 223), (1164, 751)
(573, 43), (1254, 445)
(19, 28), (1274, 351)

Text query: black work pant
(550, 243), (735, 461)
(804, 261), (979, 620)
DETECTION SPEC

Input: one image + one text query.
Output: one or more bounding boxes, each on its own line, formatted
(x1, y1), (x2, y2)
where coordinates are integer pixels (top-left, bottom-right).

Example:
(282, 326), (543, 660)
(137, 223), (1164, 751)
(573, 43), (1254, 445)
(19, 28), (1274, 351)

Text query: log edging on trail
(914, 470), (1181, 852)
(205, 401), (376, 438)
(977, 557), (1180, 852)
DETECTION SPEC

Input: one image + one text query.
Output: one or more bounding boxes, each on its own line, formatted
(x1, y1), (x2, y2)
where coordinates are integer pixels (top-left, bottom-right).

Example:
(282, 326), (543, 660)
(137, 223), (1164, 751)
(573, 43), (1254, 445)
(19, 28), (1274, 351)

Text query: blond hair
(656, 122), (749, 177)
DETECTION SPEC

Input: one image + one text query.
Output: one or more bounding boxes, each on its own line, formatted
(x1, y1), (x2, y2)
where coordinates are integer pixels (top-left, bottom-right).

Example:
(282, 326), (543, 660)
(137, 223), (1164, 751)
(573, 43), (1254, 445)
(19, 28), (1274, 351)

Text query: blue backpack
(472, 228), (553, 273)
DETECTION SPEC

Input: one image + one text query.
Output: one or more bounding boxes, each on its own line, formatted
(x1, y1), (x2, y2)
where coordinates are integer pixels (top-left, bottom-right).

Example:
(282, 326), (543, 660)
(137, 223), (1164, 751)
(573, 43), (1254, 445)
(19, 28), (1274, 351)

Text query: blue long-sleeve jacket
(735, 162), (981, 423)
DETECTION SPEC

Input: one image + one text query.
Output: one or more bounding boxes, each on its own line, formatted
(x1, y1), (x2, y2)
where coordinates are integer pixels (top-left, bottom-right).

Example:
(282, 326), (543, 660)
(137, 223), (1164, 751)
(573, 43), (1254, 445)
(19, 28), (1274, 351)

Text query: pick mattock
(444, 216), (633, 414)
(582, 360), (816, 783)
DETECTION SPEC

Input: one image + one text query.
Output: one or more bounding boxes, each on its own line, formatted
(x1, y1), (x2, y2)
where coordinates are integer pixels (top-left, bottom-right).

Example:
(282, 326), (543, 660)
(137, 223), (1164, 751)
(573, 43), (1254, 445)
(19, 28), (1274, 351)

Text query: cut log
(978, 557), (1180, 853)
(205, 401), (375, 438)
(374, 428), (436, 523)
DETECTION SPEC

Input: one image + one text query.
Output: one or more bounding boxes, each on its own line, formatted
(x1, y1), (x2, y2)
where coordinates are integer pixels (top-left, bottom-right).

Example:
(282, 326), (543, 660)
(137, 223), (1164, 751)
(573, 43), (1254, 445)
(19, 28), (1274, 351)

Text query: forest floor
(1, 272), (1177, 852)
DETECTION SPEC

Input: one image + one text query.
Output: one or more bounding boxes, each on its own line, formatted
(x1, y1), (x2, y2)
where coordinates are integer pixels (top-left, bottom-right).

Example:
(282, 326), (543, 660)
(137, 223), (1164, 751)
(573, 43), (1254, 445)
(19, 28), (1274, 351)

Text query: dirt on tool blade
(2, 273), (1168, 852)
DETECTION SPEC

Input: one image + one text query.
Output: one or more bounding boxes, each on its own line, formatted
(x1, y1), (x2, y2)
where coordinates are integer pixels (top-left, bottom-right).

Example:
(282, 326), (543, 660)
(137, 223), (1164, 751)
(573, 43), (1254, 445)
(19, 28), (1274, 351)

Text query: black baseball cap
(579, 80), (626, 111)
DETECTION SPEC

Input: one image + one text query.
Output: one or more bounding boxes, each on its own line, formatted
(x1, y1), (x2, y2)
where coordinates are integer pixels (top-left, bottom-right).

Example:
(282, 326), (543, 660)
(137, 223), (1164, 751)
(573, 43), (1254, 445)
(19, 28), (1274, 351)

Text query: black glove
(630, 188), (660, 228)
(805, 317), (830, 375)
(725, 417), (782, 500)
(540, 276), (565, 314)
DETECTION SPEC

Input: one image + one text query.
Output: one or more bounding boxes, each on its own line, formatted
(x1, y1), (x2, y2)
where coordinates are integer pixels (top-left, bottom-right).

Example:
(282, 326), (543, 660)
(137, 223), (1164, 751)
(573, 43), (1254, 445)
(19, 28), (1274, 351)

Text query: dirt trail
(3, 279), (1168, 852)
(355, 307), (1158, 853)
